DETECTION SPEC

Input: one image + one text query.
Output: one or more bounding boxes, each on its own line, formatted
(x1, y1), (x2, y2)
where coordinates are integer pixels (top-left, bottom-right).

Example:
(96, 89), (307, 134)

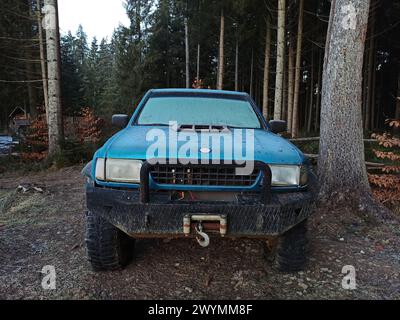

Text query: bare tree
(184, 16), (190, 88)
(25, 0), (38, 118)
(262, 16), (271, 119)
(273, 0), (285, 120)
(287, 45), (295, 132)
(307, 44), (314, 133)
(235, 39), (239, 91)
(318, 0), (389, 216)
(314, 50), (322, 132)
(44, 0), (63, 157)
(196, 43), (200, 82)
(364, 5), (376, 131)
(36, 0), (49, 121)
(291, 0), (304, 137)
(217, 7), (224, 90)
(249, 49), (254, 97)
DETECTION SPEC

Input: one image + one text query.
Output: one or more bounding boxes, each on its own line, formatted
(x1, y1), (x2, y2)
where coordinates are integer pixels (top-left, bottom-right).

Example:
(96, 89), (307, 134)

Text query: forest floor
(0, 165), (399, 299)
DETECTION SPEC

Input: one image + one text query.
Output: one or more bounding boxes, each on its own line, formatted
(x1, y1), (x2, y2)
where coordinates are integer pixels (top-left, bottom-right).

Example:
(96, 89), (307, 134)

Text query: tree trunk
(362, 48), (367, 125)
(287, 45), (295, 132)
(217, 8), (224, 90)
(25, 55), (38, 118)
(396, 72), (400, 120)
(54, 0), (64, 141)
(273, 0), (285, 120)
(44, 0), (63, 157)
(318, 0), (379, 210)
(370, 44), (377, 130)
(307, 45), (314, 133)
(136, 0), (142, 42)
(262, 17), (271, 119)
(196, 43), (200, 82)
(235, 39), (239, 91)
(249, 49), (254, 97)
(25, 0), (38, 118)
(291, 0), (304, 137)
(364, 8), (375, 131)
(282, 52), (288, 121)
(184, 17), (190, 88)
(37, 0), (49, 122)
(314, 49), (322, 132)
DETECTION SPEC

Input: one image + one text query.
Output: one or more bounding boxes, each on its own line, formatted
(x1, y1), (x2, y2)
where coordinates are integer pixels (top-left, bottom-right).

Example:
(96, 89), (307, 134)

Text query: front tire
(85, 211), (135, 271)
(275, 219), (309, 272)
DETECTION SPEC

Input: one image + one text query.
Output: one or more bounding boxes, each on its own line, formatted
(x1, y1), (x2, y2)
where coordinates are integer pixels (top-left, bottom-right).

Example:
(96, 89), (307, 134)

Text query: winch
(183, 214), (227, 247)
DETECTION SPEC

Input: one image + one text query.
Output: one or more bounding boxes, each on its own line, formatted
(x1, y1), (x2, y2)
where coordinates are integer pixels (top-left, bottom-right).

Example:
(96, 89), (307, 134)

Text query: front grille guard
(139, 160), (272, 205)
(149, 164), (260, 187)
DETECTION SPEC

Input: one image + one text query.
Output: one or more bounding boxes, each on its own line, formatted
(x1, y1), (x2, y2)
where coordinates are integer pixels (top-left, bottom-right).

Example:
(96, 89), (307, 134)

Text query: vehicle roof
(150, 88), (249, 97)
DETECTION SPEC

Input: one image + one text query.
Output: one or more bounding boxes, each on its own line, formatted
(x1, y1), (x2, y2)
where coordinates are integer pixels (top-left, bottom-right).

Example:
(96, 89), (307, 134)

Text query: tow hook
(183, 214), (227, 247)
(195, 223), (210, 248)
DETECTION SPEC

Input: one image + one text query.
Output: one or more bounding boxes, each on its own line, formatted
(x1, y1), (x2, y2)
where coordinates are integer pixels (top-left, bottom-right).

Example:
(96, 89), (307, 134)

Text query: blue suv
(82, 89), (316, 272)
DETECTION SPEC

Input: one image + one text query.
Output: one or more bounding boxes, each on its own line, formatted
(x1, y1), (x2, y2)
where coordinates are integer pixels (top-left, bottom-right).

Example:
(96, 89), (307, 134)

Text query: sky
(58, 0), (130, 42)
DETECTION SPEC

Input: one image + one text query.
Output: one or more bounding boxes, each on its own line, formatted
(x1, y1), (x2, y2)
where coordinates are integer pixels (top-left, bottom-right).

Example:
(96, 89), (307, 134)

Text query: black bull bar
(139, 160), (272, 204)
(85, 160), (316, 237)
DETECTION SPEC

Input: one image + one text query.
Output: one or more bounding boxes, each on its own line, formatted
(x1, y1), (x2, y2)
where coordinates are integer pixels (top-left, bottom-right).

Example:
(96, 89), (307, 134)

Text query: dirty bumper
(86, 185), (315, 237)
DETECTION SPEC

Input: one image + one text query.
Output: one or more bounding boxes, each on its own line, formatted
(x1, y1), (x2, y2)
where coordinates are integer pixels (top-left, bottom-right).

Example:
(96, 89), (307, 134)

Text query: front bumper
(86, 184), (316, 238)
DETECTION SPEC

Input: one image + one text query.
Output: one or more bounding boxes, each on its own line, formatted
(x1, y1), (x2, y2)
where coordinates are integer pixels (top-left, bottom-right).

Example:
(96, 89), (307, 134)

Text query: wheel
(275, 219), (309, 272)
(85, 211), (135, 271)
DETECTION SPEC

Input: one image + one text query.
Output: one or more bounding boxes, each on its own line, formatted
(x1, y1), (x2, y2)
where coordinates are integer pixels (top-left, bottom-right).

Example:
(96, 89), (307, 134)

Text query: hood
(99, 126), (304, 165)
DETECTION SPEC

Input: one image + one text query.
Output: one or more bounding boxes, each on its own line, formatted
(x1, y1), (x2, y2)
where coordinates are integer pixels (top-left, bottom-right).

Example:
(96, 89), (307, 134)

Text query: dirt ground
(0, 165), (399, 299)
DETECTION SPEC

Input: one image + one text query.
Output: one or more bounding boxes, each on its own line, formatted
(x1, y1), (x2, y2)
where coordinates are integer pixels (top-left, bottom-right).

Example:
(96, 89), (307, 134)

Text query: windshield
(136, 96), (262, 129)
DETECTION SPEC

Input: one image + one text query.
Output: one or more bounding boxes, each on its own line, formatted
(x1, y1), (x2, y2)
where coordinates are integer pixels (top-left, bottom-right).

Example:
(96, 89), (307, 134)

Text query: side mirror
(268, 120), (287, 134)
(112, 114), (129, 128)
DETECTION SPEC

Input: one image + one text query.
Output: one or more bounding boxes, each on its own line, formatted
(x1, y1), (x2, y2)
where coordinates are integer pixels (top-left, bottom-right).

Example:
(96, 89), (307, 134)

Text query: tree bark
(287, 45), (295, 132)
(282, 52), (288, 121)
(273, 0), (285, 120)
(235, 39), (239, 91)
(44, 0), (63, 157)
(396, 72), (400, 120)
(37, 0), (49, 122)
(364, 8), (375, 131)
(370, 43), (377, 130)
(262, 16), (271, 120)
(217, 7), (224, 90)
(196, 43), (200, 82)
(314, 49), (322, 132)
(25, 54), (38, 118)
(25, 0), (38, 118)
(307, 44), (314, 133)
(318, 0), (375, 206)
(184, 16), (190, 88)
(362, 46), (367, 125)
(291, 0), (304, 137)
(136, 0), (142, 42)
(249, 49), (254, 97)
(54, 0), (64, 141)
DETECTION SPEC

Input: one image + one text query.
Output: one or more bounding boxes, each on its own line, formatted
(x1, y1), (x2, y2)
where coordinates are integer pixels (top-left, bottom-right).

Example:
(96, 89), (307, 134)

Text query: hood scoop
(177, 124), (230, 133)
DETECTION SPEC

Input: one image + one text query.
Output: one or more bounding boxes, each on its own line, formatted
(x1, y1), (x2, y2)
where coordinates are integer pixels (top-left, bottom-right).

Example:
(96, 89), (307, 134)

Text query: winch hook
(195, 223), (210, 248)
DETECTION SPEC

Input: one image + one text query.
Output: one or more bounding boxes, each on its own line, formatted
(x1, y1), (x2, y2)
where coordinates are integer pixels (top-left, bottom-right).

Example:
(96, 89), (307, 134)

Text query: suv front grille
(150, 164), (260, 187)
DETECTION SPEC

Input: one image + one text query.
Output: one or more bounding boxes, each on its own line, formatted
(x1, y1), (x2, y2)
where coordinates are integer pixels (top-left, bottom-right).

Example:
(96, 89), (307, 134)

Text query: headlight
(269, 165), (308, 186)
(95, 158), (143, 183)
(95, 158), (105, 180)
